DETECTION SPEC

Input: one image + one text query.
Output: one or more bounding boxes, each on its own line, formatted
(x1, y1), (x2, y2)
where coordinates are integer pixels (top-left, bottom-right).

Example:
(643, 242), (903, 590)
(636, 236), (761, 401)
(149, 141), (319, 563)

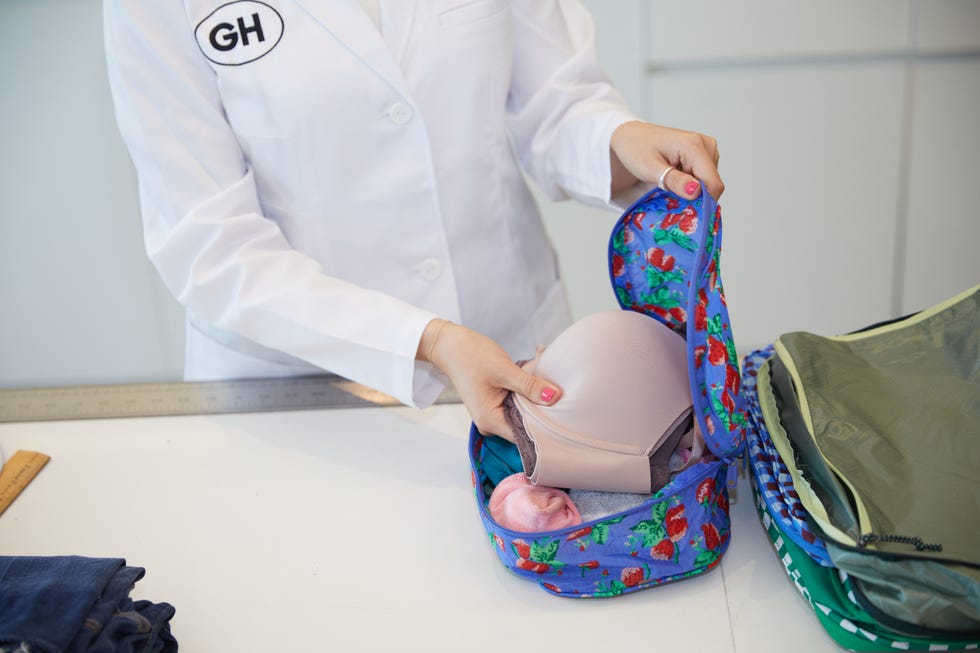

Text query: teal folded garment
(480, 436), (524, 487)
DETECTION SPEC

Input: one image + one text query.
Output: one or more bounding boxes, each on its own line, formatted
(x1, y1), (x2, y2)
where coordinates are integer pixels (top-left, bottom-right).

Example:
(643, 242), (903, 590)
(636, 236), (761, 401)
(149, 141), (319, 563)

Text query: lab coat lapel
(290, 0), (413, 97)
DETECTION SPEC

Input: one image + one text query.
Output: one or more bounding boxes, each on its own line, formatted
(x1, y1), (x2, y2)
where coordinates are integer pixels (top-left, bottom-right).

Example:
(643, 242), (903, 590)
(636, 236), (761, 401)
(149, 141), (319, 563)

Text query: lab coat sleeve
(507, 0), (645, 208)
(102, 0), (445, 408)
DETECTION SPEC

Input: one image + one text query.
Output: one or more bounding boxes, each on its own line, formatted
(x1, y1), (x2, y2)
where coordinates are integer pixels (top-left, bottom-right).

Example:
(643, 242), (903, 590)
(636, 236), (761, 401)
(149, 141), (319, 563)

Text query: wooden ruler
(0, 450), (50, 517)
(0, 375), (460, 423)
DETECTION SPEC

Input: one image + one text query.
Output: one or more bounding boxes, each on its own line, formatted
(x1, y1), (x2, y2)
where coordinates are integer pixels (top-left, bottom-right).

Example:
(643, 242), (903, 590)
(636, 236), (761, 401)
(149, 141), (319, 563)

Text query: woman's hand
(417, 319), (560, 442)
(610, 120), (724, 201)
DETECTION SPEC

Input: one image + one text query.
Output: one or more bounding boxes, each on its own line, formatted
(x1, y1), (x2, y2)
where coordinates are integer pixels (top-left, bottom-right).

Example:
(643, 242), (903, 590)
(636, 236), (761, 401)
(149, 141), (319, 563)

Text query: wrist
(609, 120), (644, 195)
(417, 318), (451, 366)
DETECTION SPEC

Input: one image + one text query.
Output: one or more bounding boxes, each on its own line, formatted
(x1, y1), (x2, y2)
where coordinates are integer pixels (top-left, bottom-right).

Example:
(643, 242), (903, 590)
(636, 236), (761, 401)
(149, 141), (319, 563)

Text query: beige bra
(505, 310), (699, 494)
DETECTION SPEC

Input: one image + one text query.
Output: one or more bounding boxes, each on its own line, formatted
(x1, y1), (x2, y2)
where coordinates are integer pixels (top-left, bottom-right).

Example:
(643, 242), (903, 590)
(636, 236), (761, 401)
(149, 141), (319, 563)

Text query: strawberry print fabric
(471, 426), (731, 597)
(468, 184), (746, 597)
(608, 187), (748, 457)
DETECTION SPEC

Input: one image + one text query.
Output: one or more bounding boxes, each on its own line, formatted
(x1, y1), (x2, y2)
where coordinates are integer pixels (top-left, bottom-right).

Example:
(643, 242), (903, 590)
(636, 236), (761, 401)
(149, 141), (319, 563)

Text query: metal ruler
(0, 450), (50, 516)
(0, 375), (460, 423)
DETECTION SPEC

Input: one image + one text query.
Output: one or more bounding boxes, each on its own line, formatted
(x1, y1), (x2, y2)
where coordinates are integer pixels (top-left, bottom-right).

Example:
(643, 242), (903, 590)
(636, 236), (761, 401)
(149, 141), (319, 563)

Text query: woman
(103, 0), (723, 440)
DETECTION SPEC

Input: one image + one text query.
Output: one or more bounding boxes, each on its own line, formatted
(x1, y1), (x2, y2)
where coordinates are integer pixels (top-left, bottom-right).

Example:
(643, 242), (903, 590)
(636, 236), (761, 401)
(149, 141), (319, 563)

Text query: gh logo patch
(195, 1), (284, 66)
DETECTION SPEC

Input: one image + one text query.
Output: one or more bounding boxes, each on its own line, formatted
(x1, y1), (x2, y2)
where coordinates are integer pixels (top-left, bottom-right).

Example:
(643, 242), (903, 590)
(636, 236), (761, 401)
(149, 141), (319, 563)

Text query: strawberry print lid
(608, 184), (748, 460)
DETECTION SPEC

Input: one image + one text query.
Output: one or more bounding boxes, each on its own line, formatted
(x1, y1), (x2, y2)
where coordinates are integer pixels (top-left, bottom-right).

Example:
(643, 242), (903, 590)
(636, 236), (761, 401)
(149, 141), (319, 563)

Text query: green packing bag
(762, 284), (980, 636)
(751, 475), (980, 652)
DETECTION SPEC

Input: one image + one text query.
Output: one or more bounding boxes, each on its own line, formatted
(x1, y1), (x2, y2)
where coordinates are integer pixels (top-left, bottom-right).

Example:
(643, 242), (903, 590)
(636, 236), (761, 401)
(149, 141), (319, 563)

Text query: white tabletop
(0, 403), (841, 652)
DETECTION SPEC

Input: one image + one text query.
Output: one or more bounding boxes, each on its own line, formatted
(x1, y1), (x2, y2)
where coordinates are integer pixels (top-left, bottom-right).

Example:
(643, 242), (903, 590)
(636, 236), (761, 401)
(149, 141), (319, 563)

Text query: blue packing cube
(468, 185), (749, 597)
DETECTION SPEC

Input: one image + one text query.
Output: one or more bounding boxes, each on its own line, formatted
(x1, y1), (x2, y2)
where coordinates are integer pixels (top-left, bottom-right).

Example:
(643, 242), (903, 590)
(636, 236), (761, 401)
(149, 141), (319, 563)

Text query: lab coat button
(419, 258), (442, 281)
(389, 102), (413, 125)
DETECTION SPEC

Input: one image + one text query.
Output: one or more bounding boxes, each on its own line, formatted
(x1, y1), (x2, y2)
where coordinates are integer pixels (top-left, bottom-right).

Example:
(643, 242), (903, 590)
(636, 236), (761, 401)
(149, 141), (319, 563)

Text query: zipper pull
(857, 533), (878, 548)
(858, 532), (942, 552)
(725, 458), (739, 505)
(726, 458), (739, 489)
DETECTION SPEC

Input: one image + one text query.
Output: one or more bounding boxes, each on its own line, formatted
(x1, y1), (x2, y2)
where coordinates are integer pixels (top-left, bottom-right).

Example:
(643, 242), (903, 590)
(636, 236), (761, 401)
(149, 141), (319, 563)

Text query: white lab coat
(103, 0), (641, 407)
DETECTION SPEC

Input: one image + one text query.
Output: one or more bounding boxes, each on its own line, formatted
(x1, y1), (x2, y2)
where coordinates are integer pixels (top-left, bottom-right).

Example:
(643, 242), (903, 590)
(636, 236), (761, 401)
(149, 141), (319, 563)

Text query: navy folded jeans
(0, 556), (177, 653)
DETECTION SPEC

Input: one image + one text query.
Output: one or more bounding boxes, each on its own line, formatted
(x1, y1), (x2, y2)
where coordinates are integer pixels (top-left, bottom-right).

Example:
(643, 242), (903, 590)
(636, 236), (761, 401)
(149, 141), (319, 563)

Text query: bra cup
(520, 310), (693, 455)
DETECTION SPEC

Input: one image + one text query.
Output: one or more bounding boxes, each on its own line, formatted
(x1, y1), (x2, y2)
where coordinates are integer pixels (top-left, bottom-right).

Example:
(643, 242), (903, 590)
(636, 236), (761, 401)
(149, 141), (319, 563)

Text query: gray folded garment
(568, 489), (651, 523)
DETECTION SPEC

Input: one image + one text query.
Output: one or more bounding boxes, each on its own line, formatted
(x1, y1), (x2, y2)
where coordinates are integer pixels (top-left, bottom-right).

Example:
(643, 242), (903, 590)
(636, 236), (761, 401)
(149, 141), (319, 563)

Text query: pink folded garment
(488, 472), (582, 533)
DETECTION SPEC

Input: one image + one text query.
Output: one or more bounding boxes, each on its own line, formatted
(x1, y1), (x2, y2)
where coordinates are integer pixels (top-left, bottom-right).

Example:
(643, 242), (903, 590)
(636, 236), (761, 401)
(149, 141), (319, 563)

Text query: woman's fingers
(420, 320), (560, 441)
(610, 121), (725, 200)
(499, 365), (561, 407)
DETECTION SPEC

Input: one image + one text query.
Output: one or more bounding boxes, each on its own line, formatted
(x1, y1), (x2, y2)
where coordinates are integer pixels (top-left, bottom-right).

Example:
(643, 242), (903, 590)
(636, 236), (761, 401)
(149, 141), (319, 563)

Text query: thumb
(505, 367), (562, 407)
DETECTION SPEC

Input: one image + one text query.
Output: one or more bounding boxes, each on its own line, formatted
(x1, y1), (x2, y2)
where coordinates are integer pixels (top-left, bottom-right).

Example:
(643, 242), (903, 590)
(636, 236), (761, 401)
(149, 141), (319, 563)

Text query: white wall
(0, 0), (185, 388)
(1, 0), (978, 388)
(565, 0), (980, 354)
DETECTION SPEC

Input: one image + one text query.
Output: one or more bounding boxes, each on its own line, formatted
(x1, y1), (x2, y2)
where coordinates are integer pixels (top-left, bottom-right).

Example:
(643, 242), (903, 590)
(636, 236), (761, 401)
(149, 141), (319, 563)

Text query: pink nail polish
(540, 387), (556, 402)
(685, 181), (699, 195)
